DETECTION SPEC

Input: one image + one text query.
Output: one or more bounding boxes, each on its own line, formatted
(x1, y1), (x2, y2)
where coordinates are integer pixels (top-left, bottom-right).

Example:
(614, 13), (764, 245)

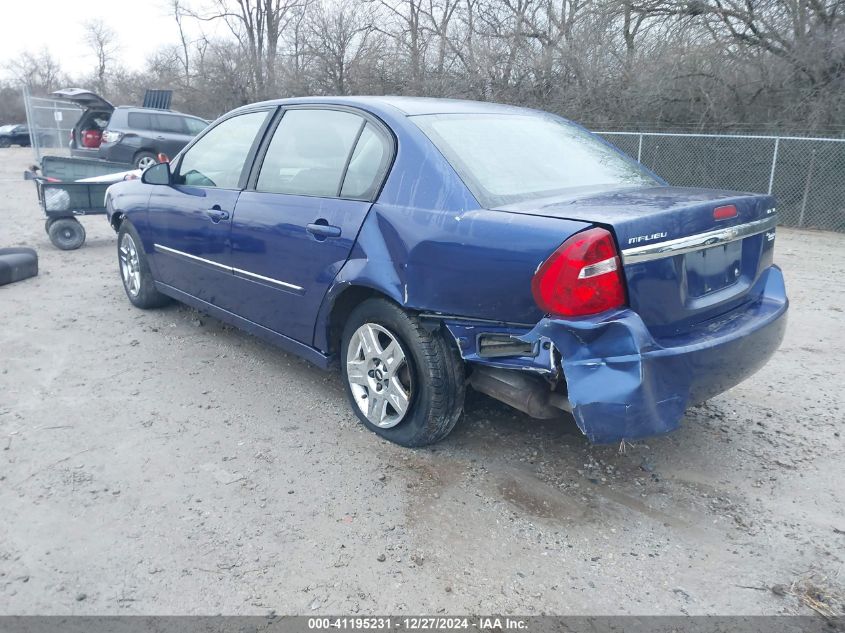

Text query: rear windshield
(413, 113), (656, 207)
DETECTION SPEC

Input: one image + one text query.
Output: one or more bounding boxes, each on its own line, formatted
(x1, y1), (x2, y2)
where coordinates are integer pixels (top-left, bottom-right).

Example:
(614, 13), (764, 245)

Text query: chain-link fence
(597, 131), (845, 232)
(22, 87), (82, 161)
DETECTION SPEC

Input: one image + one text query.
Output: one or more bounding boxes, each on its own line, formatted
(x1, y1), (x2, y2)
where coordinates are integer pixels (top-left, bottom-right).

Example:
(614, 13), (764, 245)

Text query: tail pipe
(468, 366), (571, 420)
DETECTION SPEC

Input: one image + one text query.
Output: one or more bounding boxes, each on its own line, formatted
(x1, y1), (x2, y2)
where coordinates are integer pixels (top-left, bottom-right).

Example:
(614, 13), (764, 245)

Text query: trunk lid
(51, 88), (114, 112)
(499, 186), (778, 338)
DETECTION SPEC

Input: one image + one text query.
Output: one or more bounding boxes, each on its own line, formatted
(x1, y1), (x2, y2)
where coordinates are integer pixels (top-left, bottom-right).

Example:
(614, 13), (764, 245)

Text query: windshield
(413, 113), (656, 207)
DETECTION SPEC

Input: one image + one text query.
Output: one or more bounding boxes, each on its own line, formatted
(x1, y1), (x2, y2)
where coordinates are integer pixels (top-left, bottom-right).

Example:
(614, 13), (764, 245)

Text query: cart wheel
(44, 218), (56, 234)
(48, 218), (86, 250)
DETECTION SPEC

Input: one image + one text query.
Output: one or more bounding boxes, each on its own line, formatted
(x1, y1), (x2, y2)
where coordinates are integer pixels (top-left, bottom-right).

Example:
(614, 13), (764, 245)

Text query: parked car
(0, 124), (31, 147)
(105, 97), (788, 447)
(0, 124), (58, 148)
(52, 88), (208, 170)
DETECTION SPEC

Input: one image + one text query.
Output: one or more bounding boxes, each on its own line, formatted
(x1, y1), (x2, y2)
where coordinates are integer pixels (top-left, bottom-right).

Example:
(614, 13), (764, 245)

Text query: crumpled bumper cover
(521, 265), (788, 443)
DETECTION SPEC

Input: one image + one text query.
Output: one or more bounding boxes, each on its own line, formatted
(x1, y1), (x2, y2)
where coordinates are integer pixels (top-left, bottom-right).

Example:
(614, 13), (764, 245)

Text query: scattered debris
(773, 573), (845, 619)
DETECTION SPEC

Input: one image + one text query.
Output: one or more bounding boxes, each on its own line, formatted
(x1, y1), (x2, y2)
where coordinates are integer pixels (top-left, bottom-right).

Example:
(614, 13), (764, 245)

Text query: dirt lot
(0, 146), (843, 616)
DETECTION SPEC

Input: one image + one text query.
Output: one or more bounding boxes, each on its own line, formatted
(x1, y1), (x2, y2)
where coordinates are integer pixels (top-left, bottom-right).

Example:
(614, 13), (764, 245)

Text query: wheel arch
(110, 210), (125, 232)
(319, 283), (403, 357)
(132, 148), (157, 164)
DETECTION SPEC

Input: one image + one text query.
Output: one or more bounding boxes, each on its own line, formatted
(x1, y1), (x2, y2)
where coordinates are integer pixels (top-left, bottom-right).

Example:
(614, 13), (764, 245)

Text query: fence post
(767, 137), (779, 195)
(798, 148), (817, 228)
(637, 134), (643, 163)
(21, 86), (41, 162)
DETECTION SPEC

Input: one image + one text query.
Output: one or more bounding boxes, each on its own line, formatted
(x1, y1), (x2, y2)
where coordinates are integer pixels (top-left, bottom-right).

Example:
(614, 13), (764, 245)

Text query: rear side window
(128, 112), (192, 134)
(340, 123), (391, 200)
(256, 109), (363, 197)
(128, 112), (152, 130)
(176, 111), (268, 189)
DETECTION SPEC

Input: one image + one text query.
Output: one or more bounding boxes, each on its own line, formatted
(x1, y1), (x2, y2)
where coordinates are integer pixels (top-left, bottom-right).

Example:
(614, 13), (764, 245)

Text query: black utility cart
(25, 156), (131, 250)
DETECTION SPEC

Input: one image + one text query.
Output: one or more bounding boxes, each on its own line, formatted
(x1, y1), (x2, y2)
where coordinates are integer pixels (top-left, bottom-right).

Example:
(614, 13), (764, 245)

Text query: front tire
(341, 299), (465, 447)
(117, 221), (170, 309)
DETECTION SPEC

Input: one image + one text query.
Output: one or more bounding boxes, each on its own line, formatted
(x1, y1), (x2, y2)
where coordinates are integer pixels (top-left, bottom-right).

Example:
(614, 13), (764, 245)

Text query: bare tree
(172, 0), (193, 88)
(307, 0), (380, 94)
(146, 0), (845, 133)
(185, 0), (307, 99)
(83, 19), (120, 94)
(4, 49), (67, 95)
(375, 0), (429, 92)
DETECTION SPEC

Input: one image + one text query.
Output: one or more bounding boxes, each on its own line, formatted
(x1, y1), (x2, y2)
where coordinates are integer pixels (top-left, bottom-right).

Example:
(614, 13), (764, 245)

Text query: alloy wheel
(119, 233), (142, 297)
(346, 323), (413, 428)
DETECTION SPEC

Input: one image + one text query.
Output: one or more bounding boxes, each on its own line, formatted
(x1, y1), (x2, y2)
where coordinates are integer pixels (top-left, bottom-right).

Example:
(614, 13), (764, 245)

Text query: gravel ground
(0, 147), (843, 616)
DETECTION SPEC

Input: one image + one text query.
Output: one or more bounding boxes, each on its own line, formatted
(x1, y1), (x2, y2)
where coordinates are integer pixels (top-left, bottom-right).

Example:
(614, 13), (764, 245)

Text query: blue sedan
(105, 97), (788, 446)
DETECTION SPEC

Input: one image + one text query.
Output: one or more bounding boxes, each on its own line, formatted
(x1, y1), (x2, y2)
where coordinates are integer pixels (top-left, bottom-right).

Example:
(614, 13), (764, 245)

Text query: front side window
(256, 109), (364, 198)
(154, 114), (185, 133)
(413, 113), (656, 207)
(176, 111), (268, 189)
(184, 117), (207, 135)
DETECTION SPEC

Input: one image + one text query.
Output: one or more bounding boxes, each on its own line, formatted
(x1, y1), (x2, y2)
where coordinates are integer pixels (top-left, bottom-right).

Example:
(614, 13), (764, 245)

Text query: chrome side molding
(621, 216), (778, 265)
(154, 244), (230, 272)
(231, 266), (303, 291)
(153, 243), (304, 292)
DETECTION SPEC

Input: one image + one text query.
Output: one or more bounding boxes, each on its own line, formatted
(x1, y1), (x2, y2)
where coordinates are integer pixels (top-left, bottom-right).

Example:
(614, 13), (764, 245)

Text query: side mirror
(141, 161), (172, 186)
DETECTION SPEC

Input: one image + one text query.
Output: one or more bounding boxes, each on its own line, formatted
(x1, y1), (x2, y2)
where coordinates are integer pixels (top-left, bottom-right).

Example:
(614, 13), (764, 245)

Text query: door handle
(205, 206), (230, 223)
(306, 222), (341, 239)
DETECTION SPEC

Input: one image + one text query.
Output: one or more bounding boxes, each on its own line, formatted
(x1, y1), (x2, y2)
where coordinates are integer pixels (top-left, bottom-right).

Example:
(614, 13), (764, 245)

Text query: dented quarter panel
(440, 320), (556, 374)
(312, 100), (590, 351)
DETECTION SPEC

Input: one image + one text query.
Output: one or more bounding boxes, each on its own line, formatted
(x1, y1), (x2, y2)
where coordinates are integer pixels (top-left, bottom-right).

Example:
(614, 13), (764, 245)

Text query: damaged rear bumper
(446, 265), (788, 444)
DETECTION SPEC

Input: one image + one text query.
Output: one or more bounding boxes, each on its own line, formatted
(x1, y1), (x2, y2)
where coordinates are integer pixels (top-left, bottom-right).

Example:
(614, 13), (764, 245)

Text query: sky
(0, 0), (220, 80)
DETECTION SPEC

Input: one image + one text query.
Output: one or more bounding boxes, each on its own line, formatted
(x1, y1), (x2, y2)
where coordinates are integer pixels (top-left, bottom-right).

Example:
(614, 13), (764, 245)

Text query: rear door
(146, 109), (273, 304)
(228, 107), (393, 344)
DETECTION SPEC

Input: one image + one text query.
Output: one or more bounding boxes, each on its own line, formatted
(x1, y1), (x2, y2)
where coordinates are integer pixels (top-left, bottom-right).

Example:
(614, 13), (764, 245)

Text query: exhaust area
(468, 366), (571, 420)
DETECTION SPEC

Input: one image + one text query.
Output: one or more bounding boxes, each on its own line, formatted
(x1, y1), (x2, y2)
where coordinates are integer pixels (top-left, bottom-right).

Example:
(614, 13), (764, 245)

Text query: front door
(146, 109), (272, 305)
(229, 108), (393, 345)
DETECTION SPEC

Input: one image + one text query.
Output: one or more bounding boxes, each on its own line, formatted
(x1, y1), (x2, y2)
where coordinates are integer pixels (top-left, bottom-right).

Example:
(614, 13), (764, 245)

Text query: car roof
(242, 95), (534, 117)
(115, 105), (201, 117)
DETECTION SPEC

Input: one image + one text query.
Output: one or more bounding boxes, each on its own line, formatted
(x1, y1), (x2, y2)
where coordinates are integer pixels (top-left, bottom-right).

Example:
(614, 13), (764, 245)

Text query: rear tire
(340, 299), (465, 447)
(134, 151), (157, 171)
(48, 218), (86, 250)
(117, 221), (170, 309)
(0, 138), (10, 148)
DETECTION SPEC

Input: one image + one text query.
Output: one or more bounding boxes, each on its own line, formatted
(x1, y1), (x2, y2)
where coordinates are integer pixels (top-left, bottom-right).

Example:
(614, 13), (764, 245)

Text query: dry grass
(775, 572), (845, 619)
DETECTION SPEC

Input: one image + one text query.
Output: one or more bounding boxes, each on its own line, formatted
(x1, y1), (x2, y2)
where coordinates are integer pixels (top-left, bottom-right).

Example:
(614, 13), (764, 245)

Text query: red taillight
(531, 227), (626, 317)
(713, 204), (737, 220)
